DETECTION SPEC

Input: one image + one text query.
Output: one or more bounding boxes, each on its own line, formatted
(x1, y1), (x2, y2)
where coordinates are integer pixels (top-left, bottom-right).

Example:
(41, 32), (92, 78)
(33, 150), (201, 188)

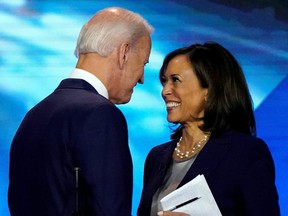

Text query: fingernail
(157, 211), (164, 216)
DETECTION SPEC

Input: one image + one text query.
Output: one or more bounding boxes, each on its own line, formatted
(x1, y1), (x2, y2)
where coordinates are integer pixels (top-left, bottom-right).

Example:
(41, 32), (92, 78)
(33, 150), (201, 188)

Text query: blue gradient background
(0, 0), (287, 215)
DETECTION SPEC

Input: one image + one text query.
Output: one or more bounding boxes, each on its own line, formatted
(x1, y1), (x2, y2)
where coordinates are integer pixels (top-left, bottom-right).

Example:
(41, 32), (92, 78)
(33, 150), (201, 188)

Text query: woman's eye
(172, 76), (180, 82)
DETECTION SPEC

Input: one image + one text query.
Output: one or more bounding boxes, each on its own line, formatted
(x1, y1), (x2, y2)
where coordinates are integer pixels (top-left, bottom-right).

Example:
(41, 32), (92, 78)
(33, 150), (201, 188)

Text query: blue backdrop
(1, 0), (287, 215)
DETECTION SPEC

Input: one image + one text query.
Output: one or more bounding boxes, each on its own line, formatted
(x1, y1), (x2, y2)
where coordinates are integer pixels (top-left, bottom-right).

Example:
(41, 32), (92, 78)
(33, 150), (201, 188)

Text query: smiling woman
(137, 42), (280, 216)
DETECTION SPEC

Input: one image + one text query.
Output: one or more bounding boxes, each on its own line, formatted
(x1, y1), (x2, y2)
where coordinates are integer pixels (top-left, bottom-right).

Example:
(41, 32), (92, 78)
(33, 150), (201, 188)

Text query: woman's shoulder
(228, 130), (267, 146)
(223, 130), (272, 157)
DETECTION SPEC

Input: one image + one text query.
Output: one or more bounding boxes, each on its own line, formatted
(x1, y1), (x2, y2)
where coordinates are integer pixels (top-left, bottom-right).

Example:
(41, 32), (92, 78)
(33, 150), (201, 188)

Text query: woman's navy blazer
(138, 130), (280, 216)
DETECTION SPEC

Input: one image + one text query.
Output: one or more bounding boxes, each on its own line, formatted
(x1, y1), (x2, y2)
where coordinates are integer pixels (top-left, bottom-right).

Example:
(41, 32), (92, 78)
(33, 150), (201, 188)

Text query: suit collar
(55, 78), (99, 94)
(69, 68), (109, 99)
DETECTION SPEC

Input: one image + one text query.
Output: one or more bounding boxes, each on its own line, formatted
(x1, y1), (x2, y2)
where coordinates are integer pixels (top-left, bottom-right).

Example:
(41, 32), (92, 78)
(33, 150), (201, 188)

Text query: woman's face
(161, 54), (208, 124)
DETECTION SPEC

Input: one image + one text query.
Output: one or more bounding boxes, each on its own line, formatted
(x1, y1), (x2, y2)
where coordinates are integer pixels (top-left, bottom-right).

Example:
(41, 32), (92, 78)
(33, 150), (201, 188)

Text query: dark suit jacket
(8, 79), (133, 216)
(137, 130), (280, 216)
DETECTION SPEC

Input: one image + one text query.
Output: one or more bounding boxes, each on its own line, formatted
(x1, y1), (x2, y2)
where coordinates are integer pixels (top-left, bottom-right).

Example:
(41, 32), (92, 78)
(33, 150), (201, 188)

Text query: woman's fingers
(158, 210), (190, 216)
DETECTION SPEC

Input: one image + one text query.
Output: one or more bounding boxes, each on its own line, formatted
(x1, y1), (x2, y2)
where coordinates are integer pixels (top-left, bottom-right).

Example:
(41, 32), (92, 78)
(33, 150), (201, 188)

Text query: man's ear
(118, 43), (130, 69)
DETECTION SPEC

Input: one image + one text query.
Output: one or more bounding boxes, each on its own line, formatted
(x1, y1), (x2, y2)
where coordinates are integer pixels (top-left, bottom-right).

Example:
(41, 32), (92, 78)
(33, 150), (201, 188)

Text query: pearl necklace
(174, 133), (211, 159)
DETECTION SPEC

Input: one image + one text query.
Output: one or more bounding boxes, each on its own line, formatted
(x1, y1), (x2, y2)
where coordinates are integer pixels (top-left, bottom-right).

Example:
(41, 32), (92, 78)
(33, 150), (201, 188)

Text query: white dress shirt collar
(69, 68), (109, 99)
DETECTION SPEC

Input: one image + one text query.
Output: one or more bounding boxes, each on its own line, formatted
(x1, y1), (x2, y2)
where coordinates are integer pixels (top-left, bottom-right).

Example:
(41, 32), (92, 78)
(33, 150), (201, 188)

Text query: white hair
(74, 7), (153, 58)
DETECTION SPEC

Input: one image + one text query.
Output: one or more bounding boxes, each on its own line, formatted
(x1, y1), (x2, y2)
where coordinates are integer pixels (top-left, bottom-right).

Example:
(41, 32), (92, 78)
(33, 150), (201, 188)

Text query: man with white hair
(8, 7), (153, 216)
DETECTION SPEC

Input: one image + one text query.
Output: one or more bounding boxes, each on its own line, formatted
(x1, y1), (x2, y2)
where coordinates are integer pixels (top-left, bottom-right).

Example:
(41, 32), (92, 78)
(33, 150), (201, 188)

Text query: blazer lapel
(145, 140), (177, 199)
(179, 132), (232, 187)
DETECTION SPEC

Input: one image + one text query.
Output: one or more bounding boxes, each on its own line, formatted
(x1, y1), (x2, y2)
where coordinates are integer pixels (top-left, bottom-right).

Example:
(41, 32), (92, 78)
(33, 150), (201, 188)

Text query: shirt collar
(69, 68), (109, 99)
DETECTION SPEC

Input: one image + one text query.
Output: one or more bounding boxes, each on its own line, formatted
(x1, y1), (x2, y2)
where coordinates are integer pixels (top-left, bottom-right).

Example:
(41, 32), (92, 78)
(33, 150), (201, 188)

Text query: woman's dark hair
(159, 42), (256, 139)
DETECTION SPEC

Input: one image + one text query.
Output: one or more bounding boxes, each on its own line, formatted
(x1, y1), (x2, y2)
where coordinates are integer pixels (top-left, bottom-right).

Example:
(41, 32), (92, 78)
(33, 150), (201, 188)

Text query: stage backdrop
(1, 0), (287, 215)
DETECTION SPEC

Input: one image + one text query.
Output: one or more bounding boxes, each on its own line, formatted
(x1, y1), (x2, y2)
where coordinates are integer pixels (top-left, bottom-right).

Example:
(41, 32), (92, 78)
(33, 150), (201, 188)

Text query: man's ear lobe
(118, 43), (129, 69)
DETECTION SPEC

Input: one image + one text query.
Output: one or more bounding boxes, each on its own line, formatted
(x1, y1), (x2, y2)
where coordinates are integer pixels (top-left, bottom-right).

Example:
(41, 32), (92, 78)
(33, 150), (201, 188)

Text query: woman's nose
(162, 83), (172, 97)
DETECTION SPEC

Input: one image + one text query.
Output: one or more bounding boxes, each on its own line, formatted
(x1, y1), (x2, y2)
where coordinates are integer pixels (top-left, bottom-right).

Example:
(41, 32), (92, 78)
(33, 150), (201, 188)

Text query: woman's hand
(157, 210), (189, 216)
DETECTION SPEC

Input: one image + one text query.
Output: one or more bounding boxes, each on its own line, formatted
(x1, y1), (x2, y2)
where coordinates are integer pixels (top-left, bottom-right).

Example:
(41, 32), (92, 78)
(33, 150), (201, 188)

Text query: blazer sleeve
(72, 103), (132, 216)
(239, 138), (280, 215)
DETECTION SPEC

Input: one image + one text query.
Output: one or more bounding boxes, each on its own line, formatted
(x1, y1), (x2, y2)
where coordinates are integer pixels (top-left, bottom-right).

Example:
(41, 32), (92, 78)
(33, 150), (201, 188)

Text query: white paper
(160, 174), (222, 216)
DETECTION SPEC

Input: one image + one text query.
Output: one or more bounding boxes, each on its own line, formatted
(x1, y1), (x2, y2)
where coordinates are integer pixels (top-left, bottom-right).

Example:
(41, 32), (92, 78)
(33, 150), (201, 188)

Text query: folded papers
(160, 174), (222, 215)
